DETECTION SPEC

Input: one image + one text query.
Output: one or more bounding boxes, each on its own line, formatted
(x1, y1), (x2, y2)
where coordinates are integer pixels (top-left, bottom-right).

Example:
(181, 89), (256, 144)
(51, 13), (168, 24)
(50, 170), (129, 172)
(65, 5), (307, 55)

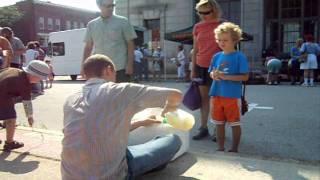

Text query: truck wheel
(70, 75), (77, 81)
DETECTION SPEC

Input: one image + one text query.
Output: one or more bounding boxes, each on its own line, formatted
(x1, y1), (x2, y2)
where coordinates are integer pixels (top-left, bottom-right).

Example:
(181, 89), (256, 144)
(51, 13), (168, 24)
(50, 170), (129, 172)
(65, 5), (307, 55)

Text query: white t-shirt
(24, 49), (39, 67)
(134, 49), (143, 63)
(177, 50), (186, 65)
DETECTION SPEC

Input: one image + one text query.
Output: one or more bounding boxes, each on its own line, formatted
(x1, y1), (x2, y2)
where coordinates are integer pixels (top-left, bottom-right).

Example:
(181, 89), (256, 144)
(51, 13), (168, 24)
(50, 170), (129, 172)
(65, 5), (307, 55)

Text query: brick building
(12, 0), (98, 47)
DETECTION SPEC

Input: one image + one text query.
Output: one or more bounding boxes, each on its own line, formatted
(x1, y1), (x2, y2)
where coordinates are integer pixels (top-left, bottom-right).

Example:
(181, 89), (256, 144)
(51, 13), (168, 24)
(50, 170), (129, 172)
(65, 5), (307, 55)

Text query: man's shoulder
(12, 36), (23, 43)
(112, 14), (129, 22)
(11, 37), (23, 46)
(87, 16), (102, 25)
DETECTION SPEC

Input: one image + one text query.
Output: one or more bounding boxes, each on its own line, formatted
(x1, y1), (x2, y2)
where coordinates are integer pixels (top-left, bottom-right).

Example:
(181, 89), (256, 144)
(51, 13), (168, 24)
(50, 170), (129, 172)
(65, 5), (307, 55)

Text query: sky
(0, 0), (99, 11)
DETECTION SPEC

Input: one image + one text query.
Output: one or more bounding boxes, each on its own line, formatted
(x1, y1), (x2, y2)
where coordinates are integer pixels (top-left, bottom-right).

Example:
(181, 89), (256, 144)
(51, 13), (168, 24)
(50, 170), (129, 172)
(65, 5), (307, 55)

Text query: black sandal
(3, 141), (24, 151)
(0, 122), (5, 129)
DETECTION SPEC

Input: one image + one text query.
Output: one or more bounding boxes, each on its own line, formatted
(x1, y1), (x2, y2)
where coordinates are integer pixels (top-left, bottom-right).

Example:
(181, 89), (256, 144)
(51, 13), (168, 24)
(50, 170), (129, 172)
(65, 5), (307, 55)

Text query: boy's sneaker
(3, 141), (24, 151)
(192, 127), (209, 140)
(301, 83), (309, 87)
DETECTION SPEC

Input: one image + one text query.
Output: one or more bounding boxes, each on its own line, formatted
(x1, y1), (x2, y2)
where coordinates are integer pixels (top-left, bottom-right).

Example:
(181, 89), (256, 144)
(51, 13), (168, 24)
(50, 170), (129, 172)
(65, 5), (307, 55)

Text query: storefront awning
(165, 26), (193, 44)
(165, 26), (253, 45)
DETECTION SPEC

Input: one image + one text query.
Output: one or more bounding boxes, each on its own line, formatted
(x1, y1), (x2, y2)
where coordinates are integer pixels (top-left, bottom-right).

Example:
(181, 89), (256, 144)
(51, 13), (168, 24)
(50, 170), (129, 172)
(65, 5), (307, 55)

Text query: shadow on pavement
(240, 159), (309, 180)
(0, 151), (39, 174)
(139, 153), (199, 180)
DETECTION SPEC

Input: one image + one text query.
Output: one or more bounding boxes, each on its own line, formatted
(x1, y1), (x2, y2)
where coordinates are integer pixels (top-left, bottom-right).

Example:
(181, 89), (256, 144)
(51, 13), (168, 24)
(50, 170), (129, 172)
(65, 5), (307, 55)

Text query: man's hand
(28, 117), (34, 127)
(130, 115), (161, 131)
(161, 103), (179, 117)
(140, 115), (162, 126)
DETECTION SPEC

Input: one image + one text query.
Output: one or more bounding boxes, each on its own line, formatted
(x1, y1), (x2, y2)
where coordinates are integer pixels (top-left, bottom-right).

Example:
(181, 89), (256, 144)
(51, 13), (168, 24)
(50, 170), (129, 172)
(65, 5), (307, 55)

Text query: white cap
(23, 60), (50, 79)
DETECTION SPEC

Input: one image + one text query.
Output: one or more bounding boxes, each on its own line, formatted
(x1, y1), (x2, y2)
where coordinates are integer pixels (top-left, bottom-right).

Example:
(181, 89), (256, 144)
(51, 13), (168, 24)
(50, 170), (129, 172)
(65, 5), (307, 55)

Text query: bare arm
(0, 37), (13, 68)
(126, 40), (134, 75)
(130, 115), (161, 131)
(161, 89), (183, 116)
(81, 41), (93, 75)
(219, 73), (249, 82)
(191, 36), (198, 78)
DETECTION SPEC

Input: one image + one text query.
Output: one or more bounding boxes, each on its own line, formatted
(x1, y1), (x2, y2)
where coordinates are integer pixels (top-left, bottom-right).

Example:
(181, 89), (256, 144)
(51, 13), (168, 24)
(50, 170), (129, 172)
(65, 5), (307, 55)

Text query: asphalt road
(14, 78), (320, 163)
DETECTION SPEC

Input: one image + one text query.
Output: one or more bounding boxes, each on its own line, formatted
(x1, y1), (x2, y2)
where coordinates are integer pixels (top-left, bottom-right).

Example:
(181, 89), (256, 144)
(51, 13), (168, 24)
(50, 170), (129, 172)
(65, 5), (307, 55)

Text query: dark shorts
(195, 65), (212, 86)
(0, 107), (16, 120)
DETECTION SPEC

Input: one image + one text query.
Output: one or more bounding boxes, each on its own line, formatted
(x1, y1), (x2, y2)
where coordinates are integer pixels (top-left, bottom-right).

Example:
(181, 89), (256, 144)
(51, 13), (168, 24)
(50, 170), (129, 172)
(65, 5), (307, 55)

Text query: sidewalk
(0, 127), (319, 180)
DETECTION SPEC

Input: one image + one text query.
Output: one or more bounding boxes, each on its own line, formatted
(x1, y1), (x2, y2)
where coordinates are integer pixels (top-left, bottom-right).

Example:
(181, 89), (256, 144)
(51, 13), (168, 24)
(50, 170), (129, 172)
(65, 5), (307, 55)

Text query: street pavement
(1, 77), (320, 179)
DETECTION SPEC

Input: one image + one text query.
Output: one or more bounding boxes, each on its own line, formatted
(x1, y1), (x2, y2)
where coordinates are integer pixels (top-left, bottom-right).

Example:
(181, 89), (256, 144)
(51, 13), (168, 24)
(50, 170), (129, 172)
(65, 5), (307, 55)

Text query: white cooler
(128, 107), (191, 160)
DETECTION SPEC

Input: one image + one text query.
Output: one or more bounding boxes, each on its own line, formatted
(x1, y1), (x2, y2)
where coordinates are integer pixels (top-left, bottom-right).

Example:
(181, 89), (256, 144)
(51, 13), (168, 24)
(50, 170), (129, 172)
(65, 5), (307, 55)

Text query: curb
(16, 126), (63, 136)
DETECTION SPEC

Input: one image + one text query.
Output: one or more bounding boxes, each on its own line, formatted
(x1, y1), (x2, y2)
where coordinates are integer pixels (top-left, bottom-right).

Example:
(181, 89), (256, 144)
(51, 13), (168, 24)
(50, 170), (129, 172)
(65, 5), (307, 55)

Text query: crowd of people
(1, 0), (319, 179)
(264, 35), (320, 86)
(0, 27), (54, 93)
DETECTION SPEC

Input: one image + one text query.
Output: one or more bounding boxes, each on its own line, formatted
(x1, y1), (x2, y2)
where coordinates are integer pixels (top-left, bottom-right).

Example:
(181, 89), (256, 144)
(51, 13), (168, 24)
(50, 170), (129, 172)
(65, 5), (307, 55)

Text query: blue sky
(0, 0), (99, 11)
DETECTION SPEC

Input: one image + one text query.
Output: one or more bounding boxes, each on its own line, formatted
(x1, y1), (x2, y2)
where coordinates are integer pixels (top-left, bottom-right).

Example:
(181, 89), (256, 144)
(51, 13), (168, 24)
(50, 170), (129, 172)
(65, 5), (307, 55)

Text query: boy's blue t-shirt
(208, 51), (249, 98)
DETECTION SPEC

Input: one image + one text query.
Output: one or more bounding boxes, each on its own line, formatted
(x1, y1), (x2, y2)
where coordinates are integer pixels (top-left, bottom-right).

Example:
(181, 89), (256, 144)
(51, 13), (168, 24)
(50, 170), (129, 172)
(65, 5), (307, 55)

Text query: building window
(80, 22), (85, 28)
(144, 19), (160, 49)
(48, 18), (53, 30)
(281, 0), (301, 18)
(219, 0), (241, 25)
(266, 0), (279, 19)
(66, 20), (71, 30)
(73, 21), (78, 29)
(265, 0), (319, 53)
(55, 19), (61, 31)
(304, 0), (319, 17)
(282, 22), (300, 53)
(39, 17), (45, 30)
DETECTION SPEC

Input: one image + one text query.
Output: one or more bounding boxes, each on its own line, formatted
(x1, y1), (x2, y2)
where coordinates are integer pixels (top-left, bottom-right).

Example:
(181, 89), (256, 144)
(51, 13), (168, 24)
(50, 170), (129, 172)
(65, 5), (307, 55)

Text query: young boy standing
(209, 22), (249, 152)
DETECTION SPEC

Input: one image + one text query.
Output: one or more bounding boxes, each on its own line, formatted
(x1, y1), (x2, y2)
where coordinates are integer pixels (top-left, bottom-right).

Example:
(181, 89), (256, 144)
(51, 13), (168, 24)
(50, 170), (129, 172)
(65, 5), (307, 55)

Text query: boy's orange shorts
(210, 96), (241, 126)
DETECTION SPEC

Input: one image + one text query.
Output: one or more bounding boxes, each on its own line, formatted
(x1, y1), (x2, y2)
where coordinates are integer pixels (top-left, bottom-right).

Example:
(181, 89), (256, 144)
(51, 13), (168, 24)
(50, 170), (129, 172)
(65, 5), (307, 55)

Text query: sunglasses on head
(197, 10), (212, 15)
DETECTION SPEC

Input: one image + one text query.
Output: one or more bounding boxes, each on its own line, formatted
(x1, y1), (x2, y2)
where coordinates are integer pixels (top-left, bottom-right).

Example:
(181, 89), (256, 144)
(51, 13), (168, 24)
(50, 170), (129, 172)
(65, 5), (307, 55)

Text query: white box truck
(47, 28), (86, 80)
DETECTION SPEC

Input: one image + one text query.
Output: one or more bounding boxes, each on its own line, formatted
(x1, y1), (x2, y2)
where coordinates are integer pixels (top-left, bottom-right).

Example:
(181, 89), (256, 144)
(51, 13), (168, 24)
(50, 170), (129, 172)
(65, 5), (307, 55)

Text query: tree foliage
(0, 5), (23, 27)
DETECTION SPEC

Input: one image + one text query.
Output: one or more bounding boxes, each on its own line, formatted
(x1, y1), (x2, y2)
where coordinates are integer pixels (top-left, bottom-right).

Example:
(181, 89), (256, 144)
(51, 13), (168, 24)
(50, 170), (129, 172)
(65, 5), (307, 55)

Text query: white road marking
(248, 103), (274, 112)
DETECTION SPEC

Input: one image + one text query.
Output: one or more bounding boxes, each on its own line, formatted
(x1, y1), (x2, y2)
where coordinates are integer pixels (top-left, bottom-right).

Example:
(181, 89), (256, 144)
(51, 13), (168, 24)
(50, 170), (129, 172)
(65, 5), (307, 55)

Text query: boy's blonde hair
(214, 22), (242, 42)
(195, 0), (221, 19)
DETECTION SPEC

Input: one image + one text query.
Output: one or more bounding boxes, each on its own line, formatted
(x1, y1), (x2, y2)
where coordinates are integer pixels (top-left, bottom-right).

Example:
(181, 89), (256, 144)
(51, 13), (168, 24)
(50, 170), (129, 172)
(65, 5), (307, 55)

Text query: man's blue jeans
(126, 134), (182, 179)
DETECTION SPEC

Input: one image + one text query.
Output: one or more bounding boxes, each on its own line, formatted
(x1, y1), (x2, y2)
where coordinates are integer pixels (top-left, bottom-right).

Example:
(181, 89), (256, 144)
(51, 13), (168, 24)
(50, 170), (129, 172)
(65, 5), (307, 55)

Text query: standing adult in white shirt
(23, 42), (39, 67)
(134, 46), (143, 82)
(176, 45), (186, 81)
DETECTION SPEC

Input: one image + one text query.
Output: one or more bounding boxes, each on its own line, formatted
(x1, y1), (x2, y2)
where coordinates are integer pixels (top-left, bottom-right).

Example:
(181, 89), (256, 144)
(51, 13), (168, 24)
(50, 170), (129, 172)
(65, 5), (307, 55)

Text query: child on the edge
(45, 60), (54, 88)
(209, 22), (249, 152)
